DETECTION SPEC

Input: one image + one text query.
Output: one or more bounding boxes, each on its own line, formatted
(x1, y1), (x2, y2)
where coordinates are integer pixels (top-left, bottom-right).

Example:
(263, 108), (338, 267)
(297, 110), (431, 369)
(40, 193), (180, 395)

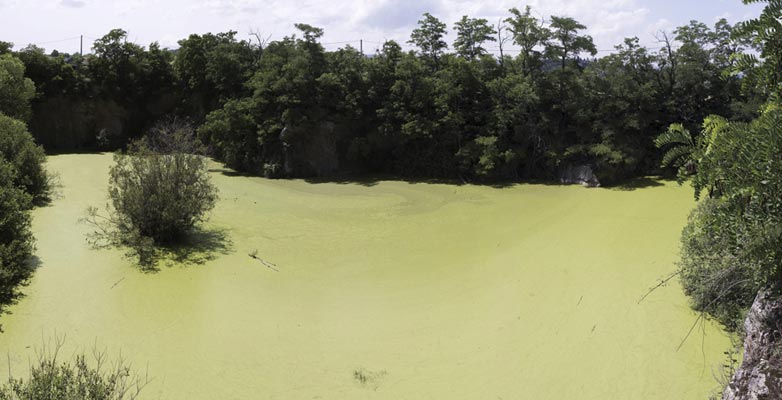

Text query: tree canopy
(0, 54), (35, 121)
(0, 9), (767, 185)
(453, 16), (497, 61)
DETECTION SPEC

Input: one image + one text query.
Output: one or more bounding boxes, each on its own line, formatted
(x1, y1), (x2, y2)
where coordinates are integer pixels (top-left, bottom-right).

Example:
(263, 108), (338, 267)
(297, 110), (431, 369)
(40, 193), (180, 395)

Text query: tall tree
(578, 37), (661, 182)
(409, 13), (448, 69)
(16, 45), (80, 99)
(0, 54), (35, 121)
(0, 41), (12, 55)
(293, 23), (324, 43)
(505, 6), (549, 75)
(174, 31), (256, 120)
(542, 16), (596, 149)
(655, 30), (678, 101)
(90, 29), (147, 99)
(545, 16), (597, 71)
(453, 16), (497, 61)
(712, 18), (751, 70)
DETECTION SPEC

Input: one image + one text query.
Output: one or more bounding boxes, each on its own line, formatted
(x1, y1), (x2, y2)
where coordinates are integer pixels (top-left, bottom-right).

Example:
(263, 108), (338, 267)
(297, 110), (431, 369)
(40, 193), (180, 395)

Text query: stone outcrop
(559, 165), (600, 187)
(723, 290), (782, 400)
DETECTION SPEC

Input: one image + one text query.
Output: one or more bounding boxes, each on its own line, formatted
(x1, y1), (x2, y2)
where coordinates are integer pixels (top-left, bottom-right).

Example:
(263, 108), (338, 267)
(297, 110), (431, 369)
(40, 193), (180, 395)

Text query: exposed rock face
(723, 290), (782, 400)
(559, 165), (600, 187)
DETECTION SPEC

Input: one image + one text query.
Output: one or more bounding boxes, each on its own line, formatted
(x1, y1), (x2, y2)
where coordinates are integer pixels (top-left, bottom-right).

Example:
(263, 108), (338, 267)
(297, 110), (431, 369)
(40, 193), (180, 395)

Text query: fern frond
(661, 144), (694, 168)
(654, 123), (693, 148)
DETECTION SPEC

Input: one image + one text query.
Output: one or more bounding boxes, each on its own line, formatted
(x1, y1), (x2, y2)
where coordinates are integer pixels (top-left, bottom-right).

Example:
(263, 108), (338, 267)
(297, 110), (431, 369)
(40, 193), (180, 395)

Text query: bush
(85, 120), (218, 266)
(0, 341), (147, 400)
(679, 199), (760, 331)
(677, 105), (782, 331)
(0, 114), (49, 204)
(0, 159), (34, 308)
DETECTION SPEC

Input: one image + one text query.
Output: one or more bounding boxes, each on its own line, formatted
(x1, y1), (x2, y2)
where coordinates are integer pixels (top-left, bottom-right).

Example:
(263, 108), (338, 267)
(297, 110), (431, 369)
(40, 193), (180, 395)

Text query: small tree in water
(85, 119), (218, 266)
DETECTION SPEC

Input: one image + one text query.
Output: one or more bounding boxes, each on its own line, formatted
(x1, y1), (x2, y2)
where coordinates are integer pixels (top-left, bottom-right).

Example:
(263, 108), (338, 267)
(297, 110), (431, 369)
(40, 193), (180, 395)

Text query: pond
(0, 154), (731, 399)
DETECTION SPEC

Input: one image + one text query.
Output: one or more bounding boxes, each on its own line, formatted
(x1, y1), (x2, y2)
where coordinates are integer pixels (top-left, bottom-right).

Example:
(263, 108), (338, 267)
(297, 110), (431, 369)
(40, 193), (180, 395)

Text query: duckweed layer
(0, 154), (730, 399)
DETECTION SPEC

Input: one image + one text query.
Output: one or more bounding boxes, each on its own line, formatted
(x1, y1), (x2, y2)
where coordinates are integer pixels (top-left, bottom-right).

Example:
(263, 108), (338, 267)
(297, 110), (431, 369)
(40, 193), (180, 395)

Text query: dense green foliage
(675, 106), (782, 331)
(453, 16), (496, 60)
(732, 0), (782, 95)
(173, 31), (256, 121)
(661, 0), (782, 332)
(85, 121), (218, 266)
(107, 148), (217, 244)
(0, 5), (777, 324)
(0, 54), (35, 121)
(3, 9), (763, 184)
(0, 160), (34, 309)
(0, 4), (780, 396)
(0, 52), (48, 318)
(0, 114), (50, 204)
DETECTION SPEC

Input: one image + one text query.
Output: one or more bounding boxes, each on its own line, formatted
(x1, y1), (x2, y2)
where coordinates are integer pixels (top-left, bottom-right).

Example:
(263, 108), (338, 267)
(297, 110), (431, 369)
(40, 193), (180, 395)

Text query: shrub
(0, 159), (34, 307)
(0, 114), (50, 204)
(677, 105), (782, 331)
(679, 199), (760, 331)
(85, 120), (218, 266)
(0, 341), (147, 400)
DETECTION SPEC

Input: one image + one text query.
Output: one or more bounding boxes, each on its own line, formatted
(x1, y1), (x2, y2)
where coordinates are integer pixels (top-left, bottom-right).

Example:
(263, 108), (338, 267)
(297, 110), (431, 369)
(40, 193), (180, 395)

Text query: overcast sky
(0, 0), (765, 55)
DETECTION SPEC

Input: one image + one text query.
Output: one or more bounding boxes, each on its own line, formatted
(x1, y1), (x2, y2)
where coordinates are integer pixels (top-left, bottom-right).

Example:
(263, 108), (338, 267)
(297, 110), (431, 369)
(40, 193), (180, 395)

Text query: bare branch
(638, 270), (681, 304)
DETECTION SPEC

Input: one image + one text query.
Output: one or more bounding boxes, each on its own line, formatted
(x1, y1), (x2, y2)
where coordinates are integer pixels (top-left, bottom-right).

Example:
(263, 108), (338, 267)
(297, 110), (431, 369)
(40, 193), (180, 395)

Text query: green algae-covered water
(1, 154), (730, 399)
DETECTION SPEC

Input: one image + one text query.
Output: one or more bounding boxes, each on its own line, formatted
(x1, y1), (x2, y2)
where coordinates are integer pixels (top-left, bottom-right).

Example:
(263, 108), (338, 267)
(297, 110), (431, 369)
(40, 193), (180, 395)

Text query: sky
(0, 0), (766, 55)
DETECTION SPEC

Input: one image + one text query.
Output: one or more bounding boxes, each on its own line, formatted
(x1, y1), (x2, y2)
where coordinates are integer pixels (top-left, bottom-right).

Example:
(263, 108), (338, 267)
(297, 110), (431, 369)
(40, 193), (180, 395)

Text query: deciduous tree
(453, 16), (496, 61)
(409, 13), (448, 69)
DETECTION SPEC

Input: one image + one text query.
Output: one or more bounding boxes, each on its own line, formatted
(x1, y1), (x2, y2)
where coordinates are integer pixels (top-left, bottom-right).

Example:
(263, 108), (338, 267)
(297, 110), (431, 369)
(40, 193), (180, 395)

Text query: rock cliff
(723, 290), (782, 400)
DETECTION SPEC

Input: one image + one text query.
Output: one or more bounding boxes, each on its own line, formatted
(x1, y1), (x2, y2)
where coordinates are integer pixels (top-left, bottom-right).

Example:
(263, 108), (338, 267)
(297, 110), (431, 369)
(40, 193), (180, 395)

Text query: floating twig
(110, 277), (125, 289)
(638, 270), (681, 304)
(249, 250), (279, 272)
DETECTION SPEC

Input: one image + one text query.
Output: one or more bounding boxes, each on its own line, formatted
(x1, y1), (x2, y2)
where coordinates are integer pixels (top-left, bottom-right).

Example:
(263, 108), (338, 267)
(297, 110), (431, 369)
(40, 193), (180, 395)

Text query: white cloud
(113, 0), (155, 16)
(199, 0), (260, 15)
(60, 0), (86, 7)
(360, 0), (444, 30)
(0, 0), (766, 55)
(647, 18), (673, 34)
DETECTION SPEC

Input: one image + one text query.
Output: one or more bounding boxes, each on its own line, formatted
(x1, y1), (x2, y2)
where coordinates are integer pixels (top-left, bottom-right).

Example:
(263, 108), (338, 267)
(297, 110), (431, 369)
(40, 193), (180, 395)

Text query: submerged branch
(676, 278), (752, 352)
(638, 270), (681, 304)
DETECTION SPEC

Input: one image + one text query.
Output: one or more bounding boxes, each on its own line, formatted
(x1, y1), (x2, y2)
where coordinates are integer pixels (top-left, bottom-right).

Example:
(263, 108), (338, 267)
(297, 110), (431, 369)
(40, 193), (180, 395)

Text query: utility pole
(360, 39), (363, 55)
(80, 35), (83, 56)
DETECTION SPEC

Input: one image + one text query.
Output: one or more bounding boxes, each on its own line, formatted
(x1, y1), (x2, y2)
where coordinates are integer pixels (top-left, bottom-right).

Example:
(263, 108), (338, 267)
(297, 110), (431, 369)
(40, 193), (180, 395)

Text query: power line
(15, 35), (103, 51)
(321, 40), (360, 45)
(33, 36), (82, 46)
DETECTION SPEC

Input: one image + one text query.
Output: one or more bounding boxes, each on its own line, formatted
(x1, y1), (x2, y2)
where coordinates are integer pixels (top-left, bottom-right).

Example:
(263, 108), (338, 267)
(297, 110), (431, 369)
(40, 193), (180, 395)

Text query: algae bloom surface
(1, 154), (730, 399)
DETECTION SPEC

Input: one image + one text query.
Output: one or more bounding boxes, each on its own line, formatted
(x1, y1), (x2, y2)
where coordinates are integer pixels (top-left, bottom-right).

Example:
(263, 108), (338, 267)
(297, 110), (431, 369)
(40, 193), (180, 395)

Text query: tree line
(0, 7), (765, 184)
